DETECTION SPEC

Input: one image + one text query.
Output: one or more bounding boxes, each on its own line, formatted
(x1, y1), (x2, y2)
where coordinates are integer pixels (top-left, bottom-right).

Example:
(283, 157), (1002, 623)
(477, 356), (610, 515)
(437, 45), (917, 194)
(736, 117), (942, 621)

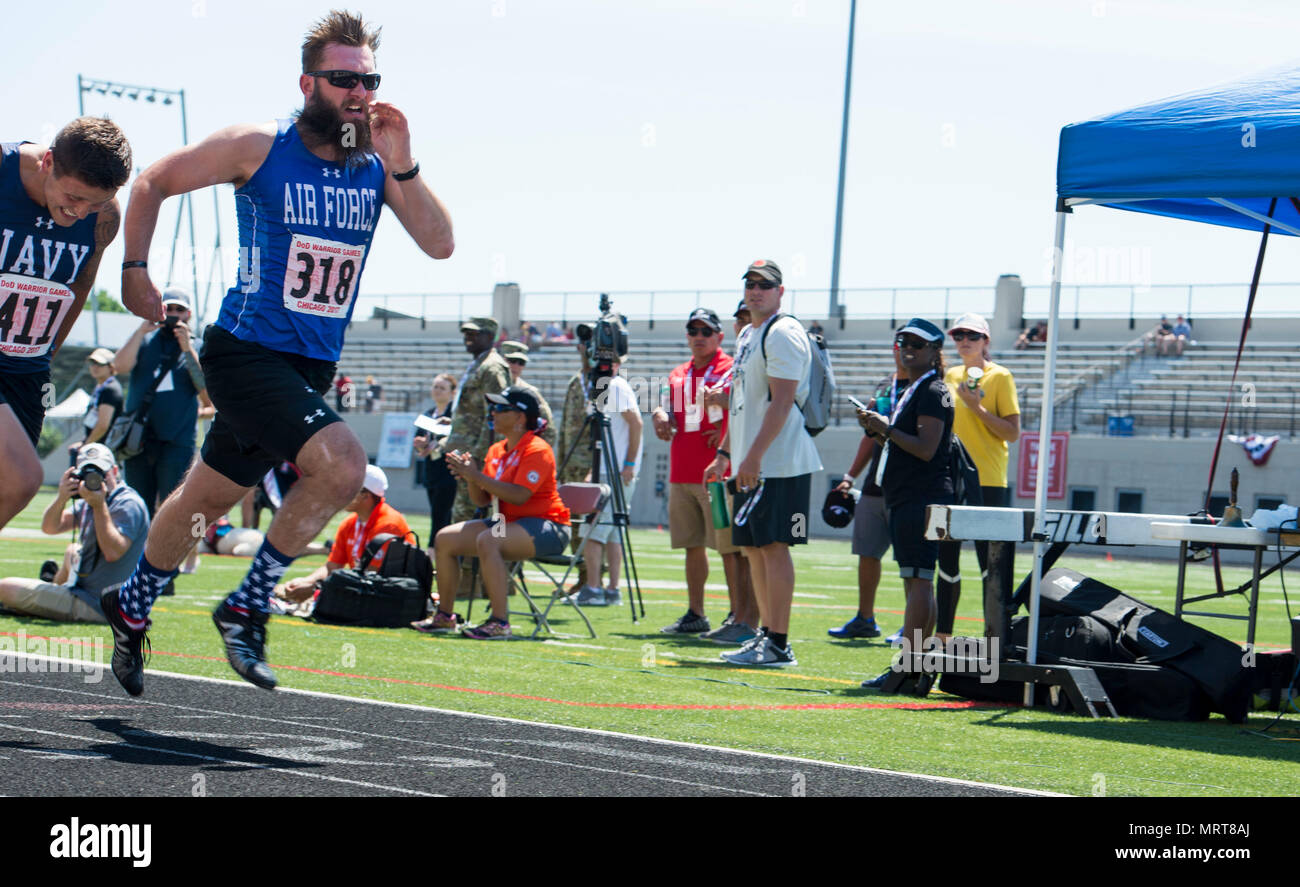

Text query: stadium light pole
(77, 75), (218, 331)
(828, 0), (857, 328)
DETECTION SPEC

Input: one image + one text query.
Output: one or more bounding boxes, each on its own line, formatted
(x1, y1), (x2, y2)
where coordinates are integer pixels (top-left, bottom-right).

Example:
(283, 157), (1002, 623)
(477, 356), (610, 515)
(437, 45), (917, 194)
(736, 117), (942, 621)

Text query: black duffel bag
(313, 533), (430, 627)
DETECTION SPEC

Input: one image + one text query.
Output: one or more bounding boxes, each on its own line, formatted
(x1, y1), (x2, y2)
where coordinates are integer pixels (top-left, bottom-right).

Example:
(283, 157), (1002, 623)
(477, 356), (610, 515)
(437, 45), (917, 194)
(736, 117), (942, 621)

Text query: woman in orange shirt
(433, 386), (570, 639)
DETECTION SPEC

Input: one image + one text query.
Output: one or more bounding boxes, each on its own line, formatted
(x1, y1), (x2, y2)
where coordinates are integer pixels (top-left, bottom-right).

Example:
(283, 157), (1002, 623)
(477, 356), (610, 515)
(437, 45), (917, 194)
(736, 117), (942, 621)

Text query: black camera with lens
(39, 560), (58, 583)
(74, 463), (105, 494)
(575, 293), (629, 388)
(164, 315), (180, 330)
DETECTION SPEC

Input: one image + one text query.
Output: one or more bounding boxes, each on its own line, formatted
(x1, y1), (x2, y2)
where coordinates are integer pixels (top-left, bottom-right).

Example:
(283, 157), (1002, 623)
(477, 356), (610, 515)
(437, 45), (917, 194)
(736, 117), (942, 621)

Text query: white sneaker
(720, 636), (797, 668)
(572, 585), (607, 606)
(603, 587), (622, 606)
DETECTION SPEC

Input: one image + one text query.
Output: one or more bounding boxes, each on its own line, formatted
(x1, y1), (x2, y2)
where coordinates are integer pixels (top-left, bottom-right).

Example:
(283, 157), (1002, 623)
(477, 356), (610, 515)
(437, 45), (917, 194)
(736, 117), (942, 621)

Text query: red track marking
(1, 631), (1011, 712)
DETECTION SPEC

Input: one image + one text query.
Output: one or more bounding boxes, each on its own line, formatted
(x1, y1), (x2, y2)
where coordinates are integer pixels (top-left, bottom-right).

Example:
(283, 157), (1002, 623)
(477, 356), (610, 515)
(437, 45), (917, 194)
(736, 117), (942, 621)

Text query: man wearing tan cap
(499, 341), (556, 449)
(443, 317), (511, 599)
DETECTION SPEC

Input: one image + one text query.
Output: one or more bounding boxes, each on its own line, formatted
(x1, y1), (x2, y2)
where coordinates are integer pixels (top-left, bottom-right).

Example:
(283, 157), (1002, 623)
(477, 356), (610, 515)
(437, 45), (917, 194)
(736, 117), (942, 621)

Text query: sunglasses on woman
(490, 403), (521, 414)
(894, 334), (934, 350)
(307, 70), (382, 91)
(950, 331), (985, 342)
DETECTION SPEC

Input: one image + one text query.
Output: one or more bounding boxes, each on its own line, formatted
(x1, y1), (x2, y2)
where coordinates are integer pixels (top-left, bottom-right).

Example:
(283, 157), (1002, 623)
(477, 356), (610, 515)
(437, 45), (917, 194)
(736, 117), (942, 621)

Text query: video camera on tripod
(574, 293), (628, 387)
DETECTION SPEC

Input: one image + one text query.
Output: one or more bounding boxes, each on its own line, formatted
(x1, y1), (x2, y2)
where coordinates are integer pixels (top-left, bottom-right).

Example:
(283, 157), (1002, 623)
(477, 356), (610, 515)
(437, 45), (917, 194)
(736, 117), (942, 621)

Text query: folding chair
(506, 482), (611, 638)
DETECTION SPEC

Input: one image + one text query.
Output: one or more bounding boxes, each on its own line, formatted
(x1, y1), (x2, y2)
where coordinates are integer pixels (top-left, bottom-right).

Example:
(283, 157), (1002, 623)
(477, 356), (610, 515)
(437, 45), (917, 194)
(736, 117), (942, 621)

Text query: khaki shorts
(0, 579), (106, 623)
(668, 483), (739, 555)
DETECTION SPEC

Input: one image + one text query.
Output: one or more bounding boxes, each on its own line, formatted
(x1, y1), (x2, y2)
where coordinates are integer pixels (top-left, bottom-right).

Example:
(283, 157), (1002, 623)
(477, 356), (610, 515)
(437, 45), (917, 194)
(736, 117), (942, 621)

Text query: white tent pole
(1025, 207), (1069, 698)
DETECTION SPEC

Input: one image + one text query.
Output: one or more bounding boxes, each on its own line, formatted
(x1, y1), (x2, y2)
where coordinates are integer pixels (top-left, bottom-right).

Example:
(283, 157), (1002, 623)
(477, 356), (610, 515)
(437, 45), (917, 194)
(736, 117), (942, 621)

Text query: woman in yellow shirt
(938, 313), (1020, 640)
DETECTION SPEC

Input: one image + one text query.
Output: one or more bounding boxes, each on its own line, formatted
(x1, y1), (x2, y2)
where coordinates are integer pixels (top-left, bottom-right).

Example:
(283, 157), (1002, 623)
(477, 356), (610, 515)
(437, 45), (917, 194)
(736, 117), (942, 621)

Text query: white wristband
(842, 473), (856, 483)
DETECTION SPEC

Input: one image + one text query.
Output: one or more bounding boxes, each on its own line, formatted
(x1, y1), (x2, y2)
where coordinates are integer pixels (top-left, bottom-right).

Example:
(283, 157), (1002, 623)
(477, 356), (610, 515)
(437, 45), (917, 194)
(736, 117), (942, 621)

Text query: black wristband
(717, 448), (731, 460)
(122, 261), (148, 270)
(392, 162), (420, 182)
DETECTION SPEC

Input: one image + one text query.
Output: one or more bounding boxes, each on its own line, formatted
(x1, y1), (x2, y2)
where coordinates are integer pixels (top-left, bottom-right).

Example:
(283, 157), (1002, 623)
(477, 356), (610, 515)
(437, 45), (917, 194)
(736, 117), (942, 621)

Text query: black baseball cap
(733, 300), (750, 318)
(822, 487), (858, 529)
(687, 308), (722, 332)
(485, 386), (541, 427)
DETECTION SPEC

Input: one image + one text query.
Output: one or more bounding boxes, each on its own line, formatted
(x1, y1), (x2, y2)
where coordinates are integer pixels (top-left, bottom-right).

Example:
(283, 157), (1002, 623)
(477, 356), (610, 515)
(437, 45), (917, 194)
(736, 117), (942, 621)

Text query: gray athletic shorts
(851, 493), (890, 559)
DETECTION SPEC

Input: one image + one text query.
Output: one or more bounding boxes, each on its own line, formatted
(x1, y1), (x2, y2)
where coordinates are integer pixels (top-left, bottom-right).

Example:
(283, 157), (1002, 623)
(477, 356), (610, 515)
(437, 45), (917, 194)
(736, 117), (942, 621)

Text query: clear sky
(11, 0), (1300, 322)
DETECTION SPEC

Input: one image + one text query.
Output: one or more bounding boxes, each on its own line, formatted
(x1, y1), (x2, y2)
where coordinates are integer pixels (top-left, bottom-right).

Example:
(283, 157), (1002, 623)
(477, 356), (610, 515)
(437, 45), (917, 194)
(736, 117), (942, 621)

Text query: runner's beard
(295, 93), (374, 169)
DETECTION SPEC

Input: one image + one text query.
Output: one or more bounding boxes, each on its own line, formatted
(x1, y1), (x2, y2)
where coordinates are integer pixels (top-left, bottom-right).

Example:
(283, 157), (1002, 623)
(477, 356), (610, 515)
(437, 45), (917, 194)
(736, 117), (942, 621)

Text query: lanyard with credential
(874, 369), (936, 487)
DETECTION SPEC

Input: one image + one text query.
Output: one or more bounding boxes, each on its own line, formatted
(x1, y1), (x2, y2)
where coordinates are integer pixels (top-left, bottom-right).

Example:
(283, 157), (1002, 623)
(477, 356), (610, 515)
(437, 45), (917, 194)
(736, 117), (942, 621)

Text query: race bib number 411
(0, 274), (75, 358)
(282, 232), (366, 319)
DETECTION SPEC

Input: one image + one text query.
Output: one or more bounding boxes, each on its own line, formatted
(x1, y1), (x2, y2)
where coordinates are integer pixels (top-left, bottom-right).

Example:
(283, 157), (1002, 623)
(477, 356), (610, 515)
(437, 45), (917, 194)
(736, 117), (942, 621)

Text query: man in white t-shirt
(573, 358), (644, 607)
(704, 260), (822, 667)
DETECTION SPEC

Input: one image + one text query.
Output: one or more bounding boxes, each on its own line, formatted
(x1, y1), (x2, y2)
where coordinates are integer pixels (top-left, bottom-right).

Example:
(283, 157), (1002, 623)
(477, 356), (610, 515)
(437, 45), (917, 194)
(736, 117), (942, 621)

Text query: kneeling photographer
(0, 444), (149, 623)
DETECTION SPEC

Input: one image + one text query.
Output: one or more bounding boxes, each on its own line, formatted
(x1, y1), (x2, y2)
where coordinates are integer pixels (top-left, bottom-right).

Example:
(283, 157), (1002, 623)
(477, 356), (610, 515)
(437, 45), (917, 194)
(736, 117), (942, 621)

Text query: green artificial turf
(3, 490), (1299, 797)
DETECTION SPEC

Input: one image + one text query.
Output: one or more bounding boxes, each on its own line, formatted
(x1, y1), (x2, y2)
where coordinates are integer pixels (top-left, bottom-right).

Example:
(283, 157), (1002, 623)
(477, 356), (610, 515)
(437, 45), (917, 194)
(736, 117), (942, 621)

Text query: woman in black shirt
(858, 318), (953, 686)
(413, 373), (457, 554)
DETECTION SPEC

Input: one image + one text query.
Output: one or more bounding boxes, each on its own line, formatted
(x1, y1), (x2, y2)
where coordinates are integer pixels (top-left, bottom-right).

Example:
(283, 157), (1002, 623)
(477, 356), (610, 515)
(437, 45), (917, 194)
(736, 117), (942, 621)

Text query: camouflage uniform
(498, 342), (557, 450)
(445, 348), (511, 524)
(556, 370), (594, 585)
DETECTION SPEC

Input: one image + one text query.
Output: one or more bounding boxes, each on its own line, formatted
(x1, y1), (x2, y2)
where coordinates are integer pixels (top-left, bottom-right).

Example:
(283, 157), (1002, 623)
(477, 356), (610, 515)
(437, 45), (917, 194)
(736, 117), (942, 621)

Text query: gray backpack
(760, 314), (836, 437)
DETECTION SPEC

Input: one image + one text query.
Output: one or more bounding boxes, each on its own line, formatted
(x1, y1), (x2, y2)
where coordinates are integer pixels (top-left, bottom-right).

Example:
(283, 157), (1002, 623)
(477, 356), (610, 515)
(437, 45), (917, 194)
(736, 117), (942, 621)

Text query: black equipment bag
(313, 532), (430, 627)
(1033, 567), (1253, 722)
(105, 351), (181, 460)
(948, 435), (983, 507)
(938, 659), (1212, 721)
(1007, 614), (1127, 664)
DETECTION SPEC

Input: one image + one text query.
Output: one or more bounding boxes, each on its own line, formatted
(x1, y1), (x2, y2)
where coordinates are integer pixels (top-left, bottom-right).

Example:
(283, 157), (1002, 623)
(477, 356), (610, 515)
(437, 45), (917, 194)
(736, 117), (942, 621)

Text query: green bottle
(708, 480), (730, 529)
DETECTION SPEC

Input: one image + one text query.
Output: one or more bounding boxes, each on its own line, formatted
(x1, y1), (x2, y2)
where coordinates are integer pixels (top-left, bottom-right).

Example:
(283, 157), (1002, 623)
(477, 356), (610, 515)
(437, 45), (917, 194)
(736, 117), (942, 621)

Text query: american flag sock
(116, 555), (177, 627)
(224, 539), (295, 615)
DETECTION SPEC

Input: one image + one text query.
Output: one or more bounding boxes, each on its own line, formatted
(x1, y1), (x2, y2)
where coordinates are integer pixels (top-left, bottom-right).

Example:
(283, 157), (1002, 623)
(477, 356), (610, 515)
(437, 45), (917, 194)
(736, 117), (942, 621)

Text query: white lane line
(0, 671), (769, 795)
(0, 721), (441, 797)
(3, 656), (1060, 796)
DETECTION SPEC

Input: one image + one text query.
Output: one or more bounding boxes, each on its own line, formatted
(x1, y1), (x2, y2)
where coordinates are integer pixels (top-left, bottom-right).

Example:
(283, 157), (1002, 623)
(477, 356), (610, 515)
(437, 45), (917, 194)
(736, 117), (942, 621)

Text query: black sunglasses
(895, 334), (934, 349)
(950, 331), (985, 342)
(307, 70), (381, 91)
(686, 325), (717, 337)
(490, 402), (521, 413)
(744, 280), (778, 290)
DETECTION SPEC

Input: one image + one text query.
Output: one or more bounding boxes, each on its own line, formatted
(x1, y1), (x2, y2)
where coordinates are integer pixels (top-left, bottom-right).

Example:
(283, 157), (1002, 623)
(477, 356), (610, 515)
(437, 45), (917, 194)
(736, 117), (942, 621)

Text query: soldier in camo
(556, 342), (595, 589)
(445, 317), (511, 599)
(498, 342), (556, 450)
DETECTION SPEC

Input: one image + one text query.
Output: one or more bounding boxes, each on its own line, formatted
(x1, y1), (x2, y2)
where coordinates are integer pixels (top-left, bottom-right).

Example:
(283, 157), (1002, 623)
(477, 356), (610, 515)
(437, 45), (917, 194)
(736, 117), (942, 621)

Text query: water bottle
(708, 480), (730, 529)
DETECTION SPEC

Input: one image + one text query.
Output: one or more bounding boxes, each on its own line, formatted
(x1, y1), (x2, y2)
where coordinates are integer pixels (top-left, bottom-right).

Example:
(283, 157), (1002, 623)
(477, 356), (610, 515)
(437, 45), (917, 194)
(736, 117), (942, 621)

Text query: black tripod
(559, 400), (645, 622)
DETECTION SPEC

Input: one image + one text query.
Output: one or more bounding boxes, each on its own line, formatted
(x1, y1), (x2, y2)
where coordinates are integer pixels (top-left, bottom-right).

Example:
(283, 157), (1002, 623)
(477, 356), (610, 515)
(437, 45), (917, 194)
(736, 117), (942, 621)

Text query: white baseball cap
(362, 464), (388, 497)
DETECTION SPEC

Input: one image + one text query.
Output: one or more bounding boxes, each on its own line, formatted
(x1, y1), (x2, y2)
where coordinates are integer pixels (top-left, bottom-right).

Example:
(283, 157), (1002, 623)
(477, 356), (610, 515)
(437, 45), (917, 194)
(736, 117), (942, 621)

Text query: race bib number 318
(282, 232), (366, 318)
(0, 274), (75, 358)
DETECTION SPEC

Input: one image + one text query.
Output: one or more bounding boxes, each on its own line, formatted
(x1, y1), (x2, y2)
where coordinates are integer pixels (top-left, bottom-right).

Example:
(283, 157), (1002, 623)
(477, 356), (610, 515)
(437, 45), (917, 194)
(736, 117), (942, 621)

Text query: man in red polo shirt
(275, 465), (413, 603)
(651, 308), (751, 639)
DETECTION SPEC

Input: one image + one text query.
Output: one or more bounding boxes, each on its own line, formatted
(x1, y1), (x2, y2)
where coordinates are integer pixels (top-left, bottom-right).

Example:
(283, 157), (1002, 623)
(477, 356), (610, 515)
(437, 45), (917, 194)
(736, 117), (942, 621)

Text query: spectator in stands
(705, 259), (822, 668)
(1014, 320), (1048, 349)
(412, 373), (457, 556)
(827, 349), (906, 641)
(499, 342), (557, 448)
(1171, 314), (1192, 356)
(364, 375), (382, 412)
(573, 355), (643, 607)
(112, 288), (214, 517)
(517, 320), (543, 346)
(276, 465), (413, 604)
(335, 373), (354, 413)
(70, 348), (123, 455)
(857, 318), (954, 688)
(694, 303), (760, 642)
(938, 313), (1020, 641)
(432, 387), (572, 639)
(652, 309), (740, 635)
(545, 320), (566, 343)
(0, 445), (148, 623)
(1147, 315), (1176, 356)
(808, 319), (826, 338)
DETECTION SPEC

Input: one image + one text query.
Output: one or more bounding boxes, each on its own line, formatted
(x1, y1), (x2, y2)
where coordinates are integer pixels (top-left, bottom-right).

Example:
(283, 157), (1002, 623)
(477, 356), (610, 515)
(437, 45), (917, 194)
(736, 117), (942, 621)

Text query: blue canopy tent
(1024, 65), (1300, 670)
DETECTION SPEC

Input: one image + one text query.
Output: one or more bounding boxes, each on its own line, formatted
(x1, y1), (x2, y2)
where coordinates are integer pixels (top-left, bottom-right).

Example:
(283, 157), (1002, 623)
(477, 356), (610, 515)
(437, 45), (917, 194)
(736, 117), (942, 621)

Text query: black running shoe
(100, 588), (150, 697)
(212, 601), (277, 690)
